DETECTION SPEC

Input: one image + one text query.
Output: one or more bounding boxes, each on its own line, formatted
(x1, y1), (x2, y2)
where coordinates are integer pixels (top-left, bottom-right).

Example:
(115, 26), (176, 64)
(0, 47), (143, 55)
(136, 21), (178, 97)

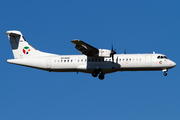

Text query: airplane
(5, 30), (176, 80)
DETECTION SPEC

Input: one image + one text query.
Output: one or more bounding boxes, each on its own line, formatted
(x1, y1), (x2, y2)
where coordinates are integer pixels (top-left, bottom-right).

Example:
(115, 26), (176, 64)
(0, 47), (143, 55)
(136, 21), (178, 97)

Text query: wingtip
(71, 39), (81, 42)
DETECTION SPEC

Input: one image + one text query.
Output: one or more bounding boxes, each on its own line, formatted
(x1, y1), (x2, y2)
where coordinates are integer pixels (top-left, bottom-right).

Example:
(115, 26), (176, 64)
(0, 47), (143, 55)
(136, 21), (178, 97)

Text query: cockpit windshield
(157, 56), (168, 59)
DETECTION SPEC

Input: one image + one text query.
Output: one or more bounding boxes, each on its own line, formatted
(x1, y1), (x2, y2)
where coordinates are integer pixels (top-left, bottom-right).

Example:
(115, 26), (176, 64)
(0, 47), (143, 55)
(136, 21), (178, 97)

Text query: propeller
(110, 43), (116, 63)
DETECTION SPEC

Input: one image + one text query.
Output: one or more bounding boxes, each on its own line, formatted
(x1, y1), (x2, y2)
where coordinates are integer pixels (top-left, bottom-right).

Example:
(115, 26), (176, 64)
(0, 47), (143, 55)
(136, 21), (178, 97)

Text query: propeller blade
(112, 54), (114, 63)
(110, 42), (117, 63)
(111, 43), (113, 52)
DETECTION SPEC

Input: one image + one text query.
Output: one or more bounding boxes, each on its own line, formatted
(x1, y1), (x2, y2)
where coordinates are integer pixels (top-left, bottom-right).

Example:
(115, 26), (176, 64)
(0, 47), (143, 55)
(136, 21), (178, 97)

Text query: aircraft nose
(171, 61), (176, 67)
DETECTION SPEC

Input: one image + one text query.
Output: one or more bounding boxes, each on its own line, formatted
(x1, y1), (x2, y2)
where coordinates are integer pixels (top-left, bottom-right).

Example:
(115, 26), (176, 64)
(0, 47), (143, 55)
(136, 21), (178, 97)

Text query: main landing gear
(92, 69), (105, 80)
(98, 73), (105, 80)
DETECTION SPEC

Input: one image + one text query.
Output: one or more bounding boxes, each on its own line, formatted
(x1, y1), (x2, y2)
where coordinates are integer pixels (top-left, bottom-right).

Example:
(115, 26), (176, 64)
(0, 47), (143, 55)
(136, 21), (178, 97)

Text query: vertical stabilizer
(5, 30), (52, 59)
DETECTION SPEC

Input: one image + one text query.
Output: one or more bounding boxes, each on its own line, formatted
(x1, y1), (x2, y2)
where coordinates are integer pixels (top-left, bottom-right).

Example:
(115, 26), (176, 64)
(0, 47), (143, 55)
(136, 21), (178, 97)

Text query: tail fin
(5, 30), (52, 59)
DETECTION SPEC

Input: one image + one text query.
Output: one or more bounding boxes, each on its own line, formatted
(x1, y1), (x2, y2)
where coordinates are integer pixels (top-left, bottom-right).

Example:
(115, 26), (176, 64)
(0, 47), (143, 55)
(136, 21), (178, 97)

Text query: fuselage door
(146, 55), (152, 66)
(46, 59), (51, 69)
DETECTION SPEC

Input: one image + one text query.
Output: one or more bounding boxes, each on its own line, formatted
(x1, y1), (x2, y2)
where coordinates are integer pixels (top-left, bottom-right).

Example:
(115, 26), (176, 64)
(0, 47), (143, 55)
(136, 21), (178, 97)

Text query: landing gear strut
(162, 69), (168, 76)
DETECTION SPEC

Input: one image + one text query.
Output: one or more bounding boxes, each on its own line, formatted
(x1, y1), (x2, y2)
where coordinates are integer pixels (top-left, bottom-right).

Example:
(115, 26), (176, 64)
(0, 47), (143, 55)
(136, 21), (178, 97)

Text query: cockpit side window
(157, 56), (160, 59)
(164, 56), (168, 59)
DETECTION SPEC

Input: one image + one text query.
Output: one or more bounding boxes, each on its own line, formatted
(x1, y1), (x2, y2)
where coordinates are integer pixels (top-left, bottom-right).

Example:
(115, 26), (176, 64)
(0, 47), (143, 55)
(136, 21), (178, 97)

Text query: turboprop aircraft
(5, 30), (176, 80)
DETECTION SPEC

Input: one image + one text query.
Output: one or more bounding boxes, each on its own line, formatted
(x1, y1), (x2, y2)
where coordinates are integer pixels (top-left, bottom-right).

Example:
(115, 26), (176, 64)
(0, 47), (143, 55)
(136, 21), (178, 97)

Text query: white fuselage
(7, 53), (176, 74)
(5, 30), (176, 79)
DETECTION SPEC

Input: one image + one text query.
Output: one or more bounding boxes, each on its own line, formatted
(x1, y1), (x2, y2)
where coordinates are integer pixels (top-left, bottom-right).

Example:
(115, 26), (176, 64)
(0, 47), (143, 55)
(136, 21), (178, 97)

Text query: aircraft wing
(71, 40), (99, 56)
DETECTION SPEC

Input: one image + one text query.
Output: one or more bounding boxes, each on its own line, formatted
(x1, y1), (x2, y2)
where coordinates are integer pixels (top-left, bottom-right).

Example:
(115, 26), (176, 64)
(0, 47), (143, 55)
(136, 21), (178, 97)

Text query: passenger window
(129, 59), (131, 61)
(119, 59), (121, 61)
(81, 59), (83, 62)
(92, 59), (94, 62)
(139, 58), (141, 61)
(95, 59), (97, 62)
(71, 60), (73, 62)
(67, 60), (69, 62)
(126, 59), (128, 61)
(64, 60), (66, 62)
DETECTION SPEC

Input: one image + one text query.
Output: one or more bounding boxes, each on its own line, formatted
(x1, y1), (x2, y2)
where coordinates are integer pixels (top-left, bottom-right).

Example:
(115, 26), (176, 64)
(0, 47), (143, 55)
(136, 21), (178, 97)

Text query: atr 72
(6, 30), (176, 80)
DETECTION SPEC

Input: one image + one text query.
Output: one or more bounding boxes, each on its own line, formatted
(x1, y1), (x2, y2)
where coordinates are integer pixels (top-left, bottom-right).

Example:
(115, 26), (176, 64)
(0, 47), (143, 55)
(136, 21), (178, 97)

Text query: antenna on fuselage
(124, 47), (126, 54)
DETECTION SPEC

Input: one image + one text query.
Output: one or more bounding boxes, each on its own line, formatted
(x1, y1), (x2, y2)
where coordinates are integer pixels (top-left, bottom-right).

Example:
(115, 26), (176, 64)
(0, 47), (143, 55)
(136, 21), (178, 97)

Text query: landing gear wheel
(92, 72), (98, 77)
(98, 73), (105, 80)
(92, 69), (100, 77)
(164, 72), (167, 76)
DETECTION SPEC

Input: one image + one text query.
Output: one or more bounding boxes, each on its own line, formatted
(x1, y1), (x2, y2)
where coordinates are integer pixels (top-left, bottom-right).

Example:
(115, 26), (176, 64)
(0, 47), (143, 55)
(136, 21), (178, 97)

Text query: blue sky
(0, 0), (180, 120)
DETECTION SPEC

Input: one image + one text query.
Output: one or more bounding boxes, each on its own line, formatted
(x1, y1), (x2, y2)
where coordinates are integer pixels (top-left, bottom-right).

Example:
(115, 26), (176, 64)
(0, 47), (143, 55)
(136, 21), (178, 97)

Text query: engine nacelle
(98, 49), (111, 57)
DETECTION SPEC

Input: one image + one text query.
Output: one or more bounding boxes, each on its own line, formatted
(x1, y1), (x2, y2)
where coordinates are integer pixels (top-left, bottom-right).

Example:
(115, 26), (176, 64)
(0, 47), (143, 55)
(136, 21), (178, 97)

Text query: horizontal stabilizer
(5, 30), (22, 36)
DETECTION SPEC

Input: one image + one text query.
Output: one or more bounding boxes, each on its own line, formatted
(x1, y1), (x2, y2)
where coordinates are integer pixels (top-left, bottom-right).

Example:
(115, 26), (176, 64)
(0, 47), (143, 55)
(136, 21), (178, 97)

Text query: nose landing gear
(163, 72), (167, 76)
(162, 69), (168, 76)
